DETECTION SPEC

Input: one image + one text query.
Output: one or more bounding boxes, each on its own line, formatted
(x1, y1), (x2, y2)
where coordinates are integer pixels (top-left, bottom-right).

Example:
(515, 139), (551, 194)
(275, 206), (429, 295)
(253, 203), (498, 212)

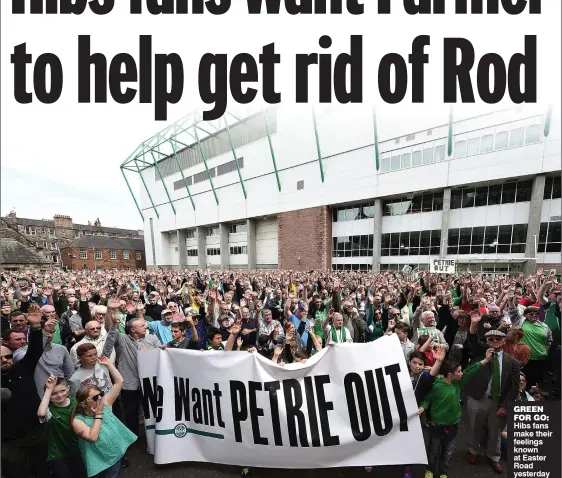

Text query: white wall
(332, 218), (374, 236)
(449, 203), (530, 229)
(140, 106), (561, 266)
(382, 211), (442, 234)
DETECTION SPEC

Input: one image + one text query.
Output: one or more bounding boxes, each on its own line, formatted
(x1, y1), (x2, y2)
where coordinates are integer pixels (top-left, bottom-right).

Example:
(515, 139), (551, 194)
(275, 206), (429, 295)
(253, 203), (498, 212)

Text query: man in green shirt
(419, 349), (493, 478)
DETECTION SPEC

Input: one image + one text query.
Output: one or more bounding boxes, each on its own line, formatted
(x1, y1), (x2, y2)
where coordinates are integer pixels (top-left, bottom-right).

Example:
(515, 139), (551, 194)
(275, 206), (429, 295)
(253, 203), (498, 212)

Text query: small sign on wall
(430, 259), (456, 274)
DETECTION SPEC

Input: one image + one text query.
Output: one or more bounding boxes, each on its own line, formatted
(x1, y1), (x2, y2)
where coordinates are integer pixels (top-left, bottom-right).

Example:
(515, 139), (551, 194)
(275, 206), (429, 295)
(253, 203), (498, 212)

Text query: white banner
(430, 259), (456, 274)
(138, 335), (427, 468)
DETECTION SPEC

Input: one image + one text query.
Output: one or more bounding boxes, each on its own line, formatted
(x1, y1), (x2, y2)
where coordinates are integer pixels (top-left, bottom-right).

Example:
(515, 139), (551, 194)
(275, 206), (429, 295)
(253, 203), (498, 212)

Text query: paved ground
(124, 417), (505, 478)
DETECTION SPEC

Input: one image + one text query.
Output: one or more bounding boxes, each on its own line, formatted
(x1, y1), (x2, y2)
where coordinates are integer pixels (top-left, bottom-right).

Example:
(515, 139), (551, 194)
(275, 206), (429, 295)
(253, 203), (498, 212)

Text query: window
(229, 245), (248, 255)
(495, 131), (508, 150)
(525, 124), (540, 144)
(380, 156), (391, 172)
(95, 250), (102, 260)
(471, 226), (485, 254)
(481, 134), (494, 153)
(458, 228), (472, 255)
(451, 189), (463, 209)
(206, 227), (219, 237)
(447, 224), (528, 255)
(455, 140), (466, 159)
(391, 153), (401, 171)
(486, 184), (501, 205)
(332, 264), (372, 272)
(136, 252), (142, 260)
(497, 225), (512, 253)
(187, 248), (198, 257)
(382, 193), (442, 216)
(381, 230), (440, 257)
(333, 235), (373, 257)
(110, 250), (117, 260)
(186, 229), (196, 239)
(474, 186), (489, 207)
(538, 222), (562, 253)
(49, 229), (55, 238)
(509, 127), (525, 148)
(423, 148), (434, 165)
(516, 180), (532, 202)
(412, 149), (422, 166)
(544, 176), (561, 200)
(123, 251), (129, 260)
(333, 203), (375, 221)
(53, 255), (58, 263)
(467, 137), (480, 156)
(207, 248), (220, 256)
(434, 145), (446, 162)
(462, 189), (475, 208)
(25, 227), (36, 236)
(501, 183), (516, 204)
(79, 249), (87, 259)
(511, 224), (527, 253)
(229, 223), (247, 234)
(401, 153), (411, 169)
(433, 192), (444, 211)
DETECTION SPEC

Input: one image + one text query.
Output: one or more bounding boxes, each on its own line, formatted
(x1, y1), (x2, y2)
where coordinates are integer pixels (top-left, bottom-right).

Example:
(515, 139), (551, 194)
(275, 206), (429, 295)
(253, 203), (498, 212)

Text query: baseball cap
(485, 329), (506, 338)
(161, 309), (173, 319)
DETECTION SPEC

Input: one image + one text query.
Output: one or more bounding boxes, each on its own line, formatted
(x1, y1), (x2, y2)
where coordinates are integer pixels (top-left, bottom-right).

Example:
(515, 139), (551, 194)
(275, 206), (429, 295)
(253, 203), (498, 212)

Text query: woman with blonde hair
(71, 356), (136, 478)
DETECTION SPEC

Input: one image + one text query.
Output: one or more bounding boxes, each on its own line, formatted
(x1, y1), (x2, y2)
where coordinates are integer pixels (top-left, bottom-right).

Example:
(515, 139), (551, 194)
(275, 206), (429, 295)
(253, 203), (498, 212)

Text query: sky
(1, 1), (560, 230)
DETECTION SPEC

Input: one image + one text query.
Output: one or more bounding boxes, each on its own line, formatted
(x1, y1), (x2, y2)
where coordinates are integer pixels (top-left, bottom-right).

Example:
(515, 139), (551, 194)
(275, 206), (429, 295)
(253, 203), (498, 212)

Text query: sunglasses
(526, 312), (539, 317)
(487, 337), (503, 342)
(89, 327), (101, 331)
(1, 354), (13, 360)
(91, 390), (106, 401)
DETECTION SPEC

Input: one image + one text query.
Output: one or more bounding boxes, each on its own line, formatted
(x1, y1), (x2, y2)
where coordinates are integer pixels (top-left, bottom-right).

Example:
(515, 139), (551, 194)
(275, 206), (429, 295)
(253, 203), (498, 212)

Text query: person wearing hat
(509, 306), (553, 391)
(146, 309), (174, 345)
(183, 307), (206, 348)
(466, 311), (520, 474)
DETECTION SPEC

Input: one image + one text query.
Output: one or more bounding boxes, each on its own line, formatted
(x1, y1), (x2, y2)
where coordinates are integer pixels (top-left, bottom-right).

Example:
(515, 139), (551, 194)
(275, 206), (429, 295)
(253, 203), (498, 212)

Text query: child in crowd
(418, 348), (494, 478)
(162, 320), (198, 350)
(37, 375), (87, 478)
(417, 335), (437, 367)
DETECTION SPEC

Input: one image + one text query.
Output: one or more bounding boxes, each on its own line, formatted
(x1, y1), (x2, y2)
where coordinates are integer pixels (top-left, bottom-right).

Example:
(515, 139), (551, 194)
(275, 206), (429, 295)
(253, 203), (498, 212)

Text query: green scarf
(331, 325), (347, 343)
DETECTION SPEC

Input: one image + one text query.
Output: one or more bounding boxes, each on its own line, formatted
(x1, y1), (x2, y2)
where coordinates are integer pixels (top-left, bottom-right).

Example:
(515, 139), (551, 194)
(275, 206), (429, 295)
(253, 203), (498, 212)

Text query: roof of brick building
(12, 217), (141, 236)
(0, 238), (51, 265)
(62, 236), (145, 251)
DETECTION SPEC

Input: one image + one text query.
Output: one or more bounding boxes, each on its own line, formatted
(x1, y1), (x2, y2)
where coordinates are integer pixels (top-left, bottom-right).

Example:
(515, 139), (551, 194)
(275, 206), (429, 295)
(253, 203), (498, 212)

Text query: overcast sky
(1, 2), (560, 230)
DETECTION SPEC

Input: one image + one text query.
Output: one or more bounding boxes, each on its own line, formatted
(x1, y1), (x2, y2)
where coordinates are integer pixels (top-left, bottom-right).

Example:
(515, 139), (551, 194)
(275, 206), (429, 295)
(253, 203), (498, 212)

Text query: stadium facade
(133, 105), (561, 275)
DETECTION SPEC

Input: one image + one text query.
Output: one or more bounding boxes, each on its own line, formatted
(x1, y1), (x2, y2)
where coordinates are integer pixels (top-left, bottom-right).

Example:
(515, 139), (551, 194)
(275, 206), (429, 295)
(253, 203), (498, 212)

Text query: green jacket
(421, 362), (483, 426)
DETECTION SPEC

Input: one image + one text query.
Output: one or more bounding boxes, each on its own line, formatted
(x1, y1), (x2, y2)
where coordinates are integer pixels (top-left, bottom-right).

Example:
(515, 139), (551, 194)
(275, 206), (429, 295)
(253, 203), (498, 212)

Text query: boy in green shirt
(418, 348), (494, 478)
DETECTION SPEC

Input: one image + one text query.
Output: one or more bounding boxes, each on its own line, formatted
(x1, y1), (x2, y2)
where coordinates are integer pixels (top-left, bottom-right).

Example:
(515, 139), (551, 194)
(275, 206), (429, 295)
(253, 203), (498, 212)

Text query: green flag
(544, 105), (553, 137)
(373, 108), (380, 171)
(447, 107), (454, 157)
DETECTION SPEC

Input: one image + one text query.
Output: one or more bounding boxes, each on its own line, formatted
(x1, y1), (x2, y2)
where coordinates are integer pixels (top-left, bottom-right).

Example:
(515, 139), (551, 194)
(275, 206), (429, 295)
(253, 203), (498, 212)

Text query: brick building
(278, 206), (332, 271)
(60, 236), (146, 271)
(0, 211), (143, 268)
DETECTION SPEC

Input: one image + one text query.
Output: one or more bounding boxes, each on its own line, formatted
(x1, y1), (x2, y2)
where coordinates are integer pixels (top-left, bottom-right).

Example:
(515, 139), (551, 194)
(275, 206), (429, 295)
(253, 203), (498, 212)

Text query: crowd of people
(1, 266), (560, 478)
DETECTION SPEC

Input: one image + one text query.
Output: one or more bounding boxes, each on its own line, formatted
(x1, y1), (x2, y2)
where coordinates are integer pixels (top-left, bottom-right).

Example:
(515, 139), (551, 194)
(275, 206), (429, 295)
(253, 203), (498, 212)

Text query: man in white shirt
(70, 320), (115, 366)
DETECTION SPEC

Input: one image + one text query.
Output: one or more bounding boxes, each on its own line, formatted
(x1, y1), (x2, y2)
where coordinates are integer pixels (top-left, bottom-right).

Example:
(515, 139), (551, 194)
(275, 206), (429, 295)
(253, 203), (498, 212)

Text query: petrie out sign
(138, 335), (427, 468)
(430, 259), (457, 274)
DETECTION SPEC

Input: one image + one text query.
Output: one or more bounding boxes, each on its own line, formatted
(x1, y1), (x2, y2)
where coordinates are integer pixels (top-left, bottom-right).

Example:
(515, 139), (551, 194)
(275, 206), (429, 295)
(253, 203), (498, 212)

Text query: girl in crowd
(71, 356), (136, 478)
(37, 375), (86, 478)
